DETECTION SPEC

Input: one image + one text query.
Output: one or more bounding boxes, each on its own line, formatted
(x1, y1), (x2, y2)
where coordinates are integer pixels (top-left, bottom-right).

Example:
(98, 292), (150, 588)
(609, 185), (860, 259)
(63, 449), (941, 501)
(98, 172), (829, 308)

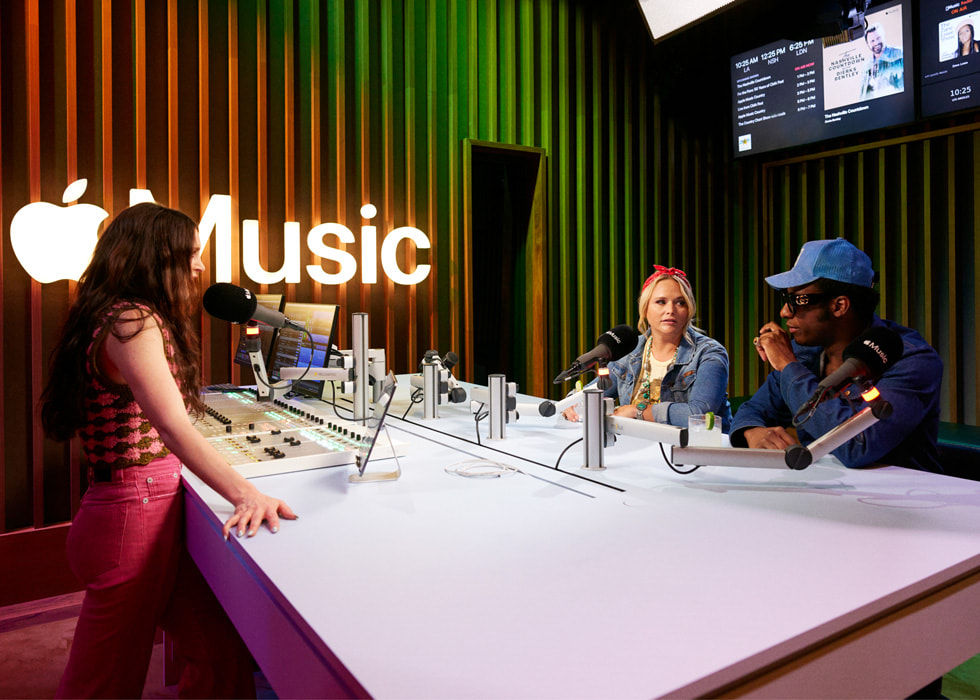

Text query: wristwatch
(635, 402), (647, 421)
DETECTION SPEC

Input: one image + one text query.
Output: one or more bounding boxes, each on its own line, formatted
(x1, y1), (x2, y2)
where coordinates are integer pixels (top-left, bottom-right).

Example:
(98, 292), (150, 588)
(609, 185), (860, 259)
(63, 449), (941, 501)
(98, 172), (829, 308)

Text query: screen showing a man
(860, 24), (905, 100)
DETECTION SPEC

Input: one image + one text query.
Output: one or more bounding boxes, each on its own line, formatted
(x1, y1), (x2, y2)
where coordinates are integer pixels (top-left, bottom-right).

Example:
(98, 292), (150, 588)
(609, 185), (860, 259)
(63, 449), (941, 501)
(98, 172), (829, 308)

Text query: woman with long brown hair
(41, 202), (296, 698)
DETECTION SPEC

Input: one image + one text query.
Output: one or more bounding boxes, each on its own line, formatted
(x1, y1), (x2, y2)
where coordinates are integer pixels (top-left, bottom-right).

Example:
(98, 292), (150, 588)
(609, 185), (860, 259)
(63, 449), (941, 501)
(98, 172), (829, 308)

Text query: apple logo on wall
(10, 179), (109, 284)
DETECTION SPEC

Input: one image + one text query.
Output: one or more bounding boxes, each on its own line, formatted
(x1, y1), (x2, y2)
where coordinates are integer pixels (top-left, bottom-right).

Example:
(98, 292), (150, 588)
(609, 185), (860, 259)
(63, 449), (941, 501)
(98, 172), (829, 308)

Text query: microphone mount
(670, 393), (892, 471)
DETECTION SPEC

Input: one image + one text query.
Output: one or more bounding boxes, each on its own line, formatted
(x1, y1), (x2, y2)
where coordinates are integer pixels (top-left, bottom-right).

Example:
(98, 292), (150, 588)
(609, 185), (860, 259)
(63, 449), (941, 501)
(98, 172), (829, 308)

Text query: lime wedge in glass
(705, 412), (715, 431)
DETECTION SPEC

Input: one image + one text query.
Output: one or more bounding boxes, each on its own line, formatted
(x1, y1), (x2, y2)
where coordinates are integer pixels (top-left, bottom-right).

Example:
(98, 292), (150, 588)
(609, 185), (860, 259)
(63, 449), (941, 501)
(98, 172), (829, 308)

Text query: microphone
(553, 325), (639, 384)
(203, 283), (304, 331)
(800, 327), (904, 413)
(443, 351), (459, 372)
(440, 352), (467, 403)
(416, 350), (467, 403)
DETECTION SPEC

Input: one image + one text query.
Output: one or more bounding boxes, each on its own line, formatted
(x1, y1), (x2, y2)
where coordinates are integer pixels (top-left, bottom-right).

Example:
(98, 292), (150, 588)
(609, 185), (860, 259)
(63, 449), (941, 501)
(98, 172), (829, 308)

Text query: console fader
(196, 388), (398, 478)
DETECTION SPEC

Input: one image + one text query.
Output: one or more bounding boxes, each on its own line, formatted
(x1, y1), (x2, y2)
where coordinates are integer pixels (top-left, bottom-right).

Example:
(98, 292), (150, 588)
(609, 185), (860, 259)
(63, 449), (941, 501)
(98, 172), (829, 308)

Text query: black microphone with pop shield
(817, 326), (904, 396)
(440, 351), (467, 403)
(203, 282), (303, 331)
(443, 351), (459, 372)
(794, 327), (904, 425)
(553, 324), (640, 384)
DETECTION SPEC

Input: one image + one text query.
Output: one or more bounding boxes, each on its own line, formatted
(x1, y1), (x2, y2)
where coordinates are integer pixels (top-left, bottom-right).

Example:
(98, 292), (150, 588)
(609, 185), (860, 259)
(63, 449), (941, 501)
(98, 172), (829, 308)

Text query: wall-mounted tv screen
(731, 0), (914, 157)
(919, 0), (980, 117)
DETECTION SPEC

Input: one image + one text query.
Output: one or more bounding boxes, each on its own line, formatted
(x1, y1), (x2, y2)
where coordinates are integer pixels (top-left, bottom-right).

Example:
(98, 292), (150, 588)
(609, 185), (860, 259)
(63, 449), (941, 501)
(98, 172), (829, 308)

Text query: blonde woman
(565, 265), (732, 430)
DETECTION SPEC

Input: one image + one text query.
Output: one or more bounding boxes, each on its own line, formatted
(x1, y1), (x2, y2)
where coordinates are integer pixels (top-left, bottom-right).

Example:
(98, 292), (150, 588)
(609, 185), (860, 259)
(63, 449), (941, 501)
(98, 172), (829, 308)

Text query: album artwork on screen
(919, 0), (980, 117)
(731, 0), (914, 156)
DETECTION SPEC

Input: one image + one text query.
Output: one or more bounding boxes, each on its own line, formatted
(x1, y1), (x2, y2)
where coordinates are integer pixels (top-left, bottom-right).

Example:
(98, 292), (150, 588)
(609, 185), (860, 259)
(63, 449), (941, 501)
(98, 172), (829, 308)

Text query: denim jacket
(730, 316), (943, 472)
(590, 328), (733, 431)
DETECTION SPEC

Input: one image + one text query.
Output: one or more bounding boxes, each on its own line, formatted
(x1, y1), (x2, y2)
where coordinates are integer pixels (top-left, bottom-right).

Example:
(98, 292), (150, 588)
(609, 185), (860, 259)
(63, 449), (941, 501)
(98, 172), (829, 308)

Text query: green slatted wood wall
(0, 0), (978, 563)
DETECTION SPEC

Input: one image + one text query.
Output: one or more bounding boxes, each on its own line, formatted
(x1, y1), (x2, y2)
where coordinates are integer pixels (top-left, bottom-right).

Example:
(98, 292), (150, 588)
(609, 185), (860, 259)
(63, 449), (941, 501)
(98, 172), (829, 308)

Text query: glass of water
(688, 413), (723, 446)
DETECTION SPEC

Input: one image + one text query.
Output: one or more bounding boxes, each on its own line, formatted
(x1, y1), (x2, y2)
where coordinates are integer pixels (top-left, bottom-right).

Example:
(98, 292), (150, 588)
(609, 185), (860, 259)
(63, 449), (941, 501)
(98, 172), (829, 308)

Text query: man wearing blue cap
(730, 238), (943, 472)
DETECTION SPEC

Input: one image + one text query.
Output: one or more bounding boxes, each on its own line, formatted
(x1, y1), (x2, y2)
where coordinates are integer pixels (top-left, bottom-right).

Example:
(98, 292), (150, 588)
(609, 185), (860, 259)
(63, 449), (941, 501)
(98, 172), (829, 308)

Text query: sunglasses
(779, 291), (833, 313)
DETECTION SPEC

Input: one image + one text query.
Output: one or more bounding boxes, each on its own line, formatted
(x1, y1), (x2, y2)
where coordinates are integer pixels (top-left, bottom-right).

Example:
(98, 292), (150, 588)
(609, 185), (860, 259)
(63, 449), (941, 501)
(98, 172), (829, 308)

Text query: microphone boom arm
(670, 398), (892, 471)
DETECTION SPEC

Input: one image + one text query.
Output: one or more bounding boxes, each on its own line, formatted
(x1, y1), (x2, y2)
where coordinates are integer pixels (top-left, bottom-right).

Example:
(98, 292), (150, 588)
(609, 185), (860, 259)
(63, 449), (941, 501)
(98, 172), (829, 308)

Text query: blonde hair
(637, 273), (698, 339)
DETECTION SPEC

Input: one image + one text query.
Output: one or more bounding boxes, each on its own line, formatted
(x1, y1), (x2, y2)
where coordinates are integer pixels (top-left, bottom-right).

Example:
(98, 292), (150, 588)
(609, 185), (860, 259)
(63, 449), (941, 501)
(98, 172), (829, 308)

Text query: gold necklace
(635, 341), (678, 411)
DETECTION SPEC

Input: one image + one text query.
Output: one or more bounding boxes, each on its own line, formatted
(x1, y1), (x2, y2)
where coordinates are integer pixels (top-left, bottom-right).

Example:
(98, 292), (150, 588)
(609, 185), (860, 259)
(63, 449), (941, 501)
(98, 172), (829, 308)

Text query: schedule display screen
(731, 0), (914, 157)
(919, 0), (980, 117)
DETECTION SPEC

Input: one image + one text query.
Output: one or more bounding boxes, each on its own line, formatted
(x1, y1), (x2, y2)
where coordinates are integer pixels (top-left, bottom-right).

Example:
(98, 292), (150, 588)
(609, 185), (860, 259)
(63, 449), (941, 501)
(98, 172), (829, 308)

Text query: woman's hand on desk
(223, 488), (298, 540)
(562, 404), (641, 422)
(611, 404), (638, 418)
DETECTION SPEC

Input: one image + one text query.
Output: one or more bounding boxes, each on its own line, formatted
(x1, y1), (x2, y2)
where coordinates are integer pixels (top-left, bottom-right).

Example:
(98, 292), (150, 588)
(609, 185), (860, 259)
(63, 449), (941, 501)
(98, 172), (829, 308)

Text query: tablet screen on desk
(355, 372), (397, 476)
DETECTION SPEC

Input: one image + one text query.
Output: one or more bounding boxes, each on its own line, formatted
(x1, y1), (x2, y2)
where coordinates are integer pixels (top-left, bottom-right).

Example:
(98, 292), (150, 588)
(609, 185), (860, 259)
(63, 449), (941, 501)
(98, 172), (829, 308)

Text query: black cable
(472, 402), (489, 445)
(254, 327), (316, 392)
(661, 442), (700, 474)
(326, 381), (354, 418)
(792, 385), (828, 428)
(553, 437), (583, 470)
(402, 387), (424, 420)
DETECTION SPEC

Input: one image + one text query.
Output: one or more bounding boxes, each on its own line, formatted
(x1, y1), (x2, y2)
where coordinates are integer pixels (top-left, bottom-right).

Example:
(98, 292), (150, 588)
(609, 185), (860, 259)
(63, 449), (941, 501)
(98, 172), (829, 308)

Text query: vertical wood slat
(255, 0), (268, 293)
(282, 1), (294, 224)
(447, 1), (461, 364)
(355, 1), (369, 313)
(556, 0), (571, 374)
(590, 17), (603, 331)
(197, 0), (209, 209)
(328, 0), (348, 349)
(461, 5), (475, 377)
(27, 0), (44, 528)
(134, 0), (145, 188)
(167, 0), (178, 207)
(381, 0), (395, 370)
(898, 144), (909, 327)
(306, 0), (322, 306)
(404, 0), (418, 370)
(877, 148), (888, 319)
(101, 0), (112, 214)
(573, 3), (587, 350)
(973, 132), (980, 425)
(425, 0), (439, 352)
(199, 0), (217, 384)
(65, 0), (81, 516)
(228, 0), (242, 374)
(1, 2), (8, 529)
(922, 142), (933, 348)
(943, 138), (957, 423)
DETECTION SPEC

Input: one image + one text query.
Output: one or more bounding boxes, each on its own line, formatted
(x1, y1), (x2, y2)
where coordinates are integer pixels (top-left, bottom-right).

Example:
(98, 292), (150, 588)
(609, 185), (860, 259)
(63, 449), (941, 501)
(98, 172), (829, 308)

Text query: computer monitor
(918, 0), (980, 117)
(266, 302), (341, 398)
(233, 293), (283, 369)
(730, 0), (914, 157)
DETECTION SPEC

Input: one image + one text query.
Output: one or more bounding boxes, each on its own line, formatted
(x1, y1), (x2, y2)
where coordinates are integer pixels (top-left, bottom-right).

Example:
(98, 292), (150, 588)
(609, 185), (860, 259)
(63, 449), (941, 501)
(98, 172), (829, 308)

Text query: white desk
(184, 382), (980, 698)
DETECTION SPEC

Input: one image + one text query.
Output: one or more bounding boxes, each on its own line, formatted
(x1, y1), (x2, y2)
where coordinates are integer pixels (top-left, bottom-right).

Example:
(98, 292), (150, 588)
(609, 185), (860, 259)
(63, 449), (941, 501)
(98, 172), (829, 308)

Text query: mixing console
(196, 389), (400, 478)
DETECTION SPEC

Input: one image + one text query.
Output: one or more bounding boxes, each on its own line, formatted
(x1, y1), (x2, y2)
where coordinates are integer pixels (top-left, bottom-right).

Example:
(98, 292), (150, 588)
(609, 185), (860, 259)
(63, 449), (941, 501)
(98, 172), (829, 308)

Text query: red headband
(642, 265), (688, 291)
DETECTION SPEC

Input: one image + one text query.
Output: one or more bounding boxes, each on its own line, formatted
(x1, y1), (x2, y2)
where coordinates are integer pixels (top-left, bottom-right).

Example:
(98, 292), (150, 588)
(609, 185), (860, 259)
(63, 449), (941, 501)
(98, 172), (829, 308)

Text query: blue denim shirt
(588, 328), (733, 431)
(730, 316), (943, 472)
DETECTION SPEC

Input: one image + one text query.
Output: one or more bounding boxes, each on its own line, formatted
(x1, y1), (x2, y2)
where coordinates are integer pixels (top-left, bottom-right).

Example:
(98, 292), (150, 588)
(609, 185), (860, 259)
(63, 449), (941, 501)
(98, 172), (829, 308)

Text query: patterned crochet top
(79, 303), (175, 469)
